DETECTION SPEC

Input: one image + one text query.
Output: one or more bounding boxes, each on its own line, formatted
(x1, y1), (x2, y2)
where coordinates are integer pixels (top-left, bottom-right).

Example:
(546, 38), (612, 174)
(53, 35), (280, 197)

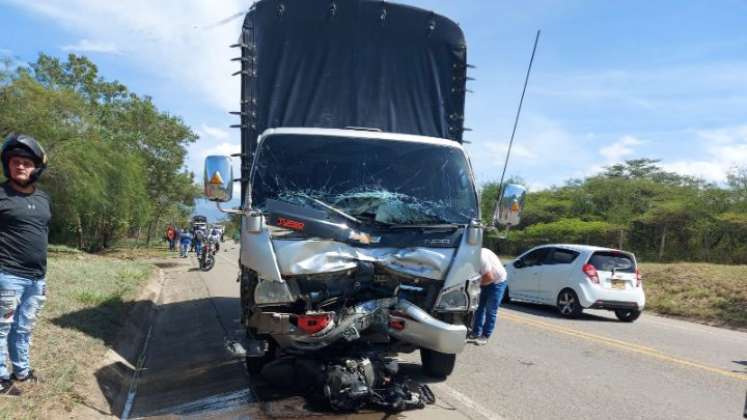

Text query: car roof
(531, 243), (633, 255)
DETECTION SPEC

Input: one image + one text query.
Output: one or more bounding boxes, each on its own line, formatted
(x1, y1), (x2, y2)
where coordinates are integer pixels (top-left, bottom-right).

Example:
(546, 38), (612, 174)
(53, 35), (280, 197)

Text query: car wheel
(614, 309), (641, 322)
(557, 289), (583, 318)
(420, 348), (456, 378)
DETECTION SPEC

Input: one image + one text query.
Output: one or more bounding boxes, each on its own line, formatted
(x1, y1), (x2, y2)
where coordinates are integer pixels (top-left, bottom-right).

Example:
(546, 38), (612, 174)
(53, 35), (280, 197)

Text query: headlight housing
(466, 276), (481, 310)
(254, 279), (294, 305)
(434, 285), (468, 312)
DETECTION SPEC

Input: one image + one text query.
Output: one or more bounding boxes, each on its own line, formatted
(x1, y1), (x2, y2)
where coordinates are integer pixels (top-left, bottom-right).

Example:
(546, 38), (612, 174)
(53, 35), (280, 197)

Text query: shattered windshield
(251, 134), (478, 225)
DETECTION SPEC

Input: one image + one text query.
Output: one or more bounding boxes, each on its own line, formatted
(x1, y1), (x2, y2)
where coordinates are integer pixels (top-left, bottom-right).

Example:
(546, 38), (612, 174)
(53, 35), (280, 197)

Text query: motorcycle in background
(199, 240), (216, 271)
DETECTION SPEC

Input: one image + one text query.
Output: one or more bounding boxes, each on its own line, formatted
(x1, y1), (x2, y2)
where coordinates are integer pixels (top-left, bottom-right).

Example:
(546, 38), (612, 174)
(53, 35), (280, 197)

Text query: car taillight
(295, 313), (332, 335)
(635, 268), (641, 287)
(583, 263), (599, 284)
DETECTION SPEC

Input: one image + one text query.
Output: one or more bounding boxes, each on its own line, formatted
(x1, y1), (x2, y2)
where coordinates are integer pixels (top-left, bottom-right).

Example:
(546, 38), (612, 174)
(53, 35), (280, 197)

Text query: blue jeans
(180, 239), (191, 257)
(472, 281), (506, 338)
(0, 272), (46, 380)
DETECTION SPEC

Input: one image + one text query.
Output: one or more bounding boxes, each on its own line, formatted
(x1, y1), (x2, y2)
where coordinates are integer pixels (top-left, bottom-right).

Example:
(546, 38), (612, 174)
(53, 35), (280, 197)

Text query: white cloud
(198, 123), (230, 141)
(660, 125), (747, 183)
(61, 39), (121, 55)
(599, 135), (642, 162)
(7, 0), (248, 112)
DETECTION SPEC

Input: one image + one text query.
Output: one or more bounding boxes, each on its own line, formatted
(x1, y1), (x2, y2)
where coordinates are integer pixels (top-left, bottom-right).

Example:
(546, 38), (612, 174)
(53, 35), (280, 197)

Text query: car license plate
(611, 279), (625, 289)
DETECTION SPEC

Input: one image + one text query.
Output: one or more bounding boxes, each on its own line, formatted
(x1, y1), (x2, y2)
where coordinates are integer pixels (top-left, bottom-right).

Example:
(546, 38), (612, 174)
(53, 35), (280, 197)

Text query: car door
(509, 247), (550, 302)
(536, 247), (581, 304)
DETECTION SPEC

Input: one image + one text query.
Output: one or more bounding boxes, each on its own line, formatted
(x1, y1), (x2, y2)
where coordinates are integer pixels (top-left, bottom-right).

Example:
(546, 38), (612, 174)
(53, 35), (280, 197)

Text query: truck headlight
(254, 279), (294, 305)
(466, 276), (481, 310)
(434, 285), (468, 312)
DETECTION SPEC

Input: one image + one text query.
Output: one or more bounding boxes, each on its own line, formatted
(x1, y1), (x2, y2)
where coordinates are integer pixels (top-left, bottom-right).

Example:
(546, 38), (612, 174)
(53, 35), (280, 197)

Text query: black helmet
(1, 133), (48, 184)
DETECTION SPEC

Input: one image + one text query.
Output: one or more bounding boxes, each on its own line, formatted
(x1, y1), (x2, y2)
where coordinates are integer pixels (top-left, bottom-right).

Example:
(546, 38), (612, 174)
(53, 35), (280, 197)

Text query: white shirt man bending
(470, 248), (507, 345)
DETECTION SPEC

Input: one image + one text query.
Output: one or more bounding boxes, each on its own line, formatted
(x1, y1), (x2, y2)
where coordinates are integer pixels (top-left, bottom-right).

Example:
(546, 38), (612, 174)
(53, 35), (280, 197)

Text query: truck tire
(245, 333), (276, 375)
(420, 348), (456, 378)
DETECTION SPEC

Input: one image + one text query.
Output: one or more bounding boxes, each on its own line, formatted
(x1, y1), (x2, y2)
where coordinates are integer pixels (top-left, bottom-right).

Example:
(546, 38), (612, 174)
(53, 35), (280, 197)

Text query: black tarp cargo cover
(235, 0), (469, 166)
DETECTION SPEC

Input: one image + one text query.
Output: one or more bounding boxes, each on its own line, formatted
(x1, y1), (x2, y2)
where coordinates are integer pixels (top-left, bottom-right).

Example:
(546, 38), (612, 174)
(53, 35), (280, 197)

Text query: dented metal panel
(442, 225), (482, 289)
(240, 216), (283, 282)
(272, 239), (454, 280)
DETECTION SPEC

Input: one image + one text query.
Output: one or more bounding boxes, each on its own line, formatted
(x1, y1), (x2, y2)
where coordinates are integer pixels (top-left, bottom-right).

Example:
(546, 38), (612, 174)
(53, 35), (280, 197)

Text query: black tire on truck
(245, 332), (276, 375)
(420, 348), (456, 378)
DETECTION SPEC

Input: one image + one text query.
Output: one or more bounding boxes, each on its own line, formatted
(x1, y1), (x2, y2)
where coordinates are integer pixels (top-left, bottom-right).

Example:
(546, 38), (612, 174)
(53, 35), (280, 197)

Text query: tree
(0, 53), (200, 250)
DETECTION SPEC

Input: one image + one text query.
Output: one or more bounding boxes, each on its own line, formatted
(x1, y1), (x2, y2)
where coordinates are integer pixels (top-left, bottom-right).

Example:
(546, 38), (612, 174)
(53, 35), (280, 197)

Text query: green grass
(639, 262), (747, 329)
(0, 254), (153, 420)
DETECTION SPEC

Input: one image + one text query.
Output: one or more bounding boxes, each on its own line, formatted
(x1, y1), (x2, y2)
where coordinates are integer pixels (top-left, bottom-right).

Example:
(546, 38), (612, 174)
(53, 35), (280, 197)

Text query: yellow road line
(502, 312), (747, 382)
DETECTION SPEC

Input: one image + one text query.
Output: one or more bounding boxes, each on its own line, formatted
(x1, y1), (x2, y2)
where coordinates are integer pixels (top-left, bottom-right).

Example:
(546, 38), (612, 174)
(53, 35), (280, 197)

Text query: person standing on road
(469, 247), (508, 346)
(193, 224), (207, 258)
(179, 228), (192, 258)
(0, 134), (50, 396)
(166, 224), (176, 252)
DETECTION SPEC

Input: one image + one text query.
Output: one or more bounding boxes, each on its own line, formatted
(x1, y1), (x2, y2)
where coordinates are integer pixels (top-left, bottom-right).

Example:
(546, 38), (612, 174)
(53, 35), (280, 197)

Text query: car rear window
(588, 251), (636, 273)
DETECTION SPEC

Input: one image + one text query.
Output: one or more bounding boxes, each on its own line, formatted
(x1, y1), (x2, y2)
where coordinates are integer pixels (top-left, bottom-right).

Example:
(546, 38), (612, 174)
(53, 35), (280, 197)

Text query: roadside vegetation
(483, 159), (747, 264)
(0, 54), (201, 252)
(640, 262), (747, 329)
(0, 253), (153, 420)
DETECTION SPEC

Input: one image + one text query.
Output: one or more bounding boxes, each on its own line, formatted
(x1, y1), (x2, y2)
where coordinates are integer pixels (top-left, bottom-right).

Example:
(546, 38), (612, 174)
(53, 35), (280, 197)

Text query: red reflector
(296, 313), (331, 335)
(583, 263), (599, 284)
(635, 268), (642, 287)
(389, 319), (406, 331)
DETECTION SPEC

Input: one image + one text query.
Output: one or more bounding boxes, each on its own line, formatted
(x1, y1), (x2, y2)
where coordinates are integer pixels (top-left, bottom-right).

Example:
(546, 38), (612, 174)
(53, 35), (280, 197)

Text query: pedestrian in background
(469, 248), (508, 346)
(166, 224), (176, 251)
(0, 134), (50, 396)
(179, 228), (192, 258)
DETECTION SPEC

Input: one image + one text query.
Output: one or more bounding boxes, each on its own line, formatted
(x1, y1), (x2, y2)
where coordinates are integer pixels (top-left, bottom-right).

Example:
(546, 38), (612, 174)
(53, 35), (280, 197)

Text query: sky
(2, 0), (747, 196)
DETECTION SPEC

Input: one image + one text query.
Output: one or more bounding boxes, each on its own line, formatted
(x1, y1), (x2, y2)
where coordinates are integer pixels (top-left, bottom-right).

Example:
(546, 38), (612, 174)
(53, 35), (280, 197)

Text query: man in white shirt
(470, 248), (508, 345)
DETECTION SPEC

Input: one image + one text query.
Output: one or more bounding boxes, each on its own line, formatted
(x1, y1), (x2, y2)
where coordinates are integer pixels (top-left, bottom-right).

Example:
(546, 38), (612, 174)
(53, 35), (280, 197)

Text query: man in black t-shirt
(0, 134), (50, 396)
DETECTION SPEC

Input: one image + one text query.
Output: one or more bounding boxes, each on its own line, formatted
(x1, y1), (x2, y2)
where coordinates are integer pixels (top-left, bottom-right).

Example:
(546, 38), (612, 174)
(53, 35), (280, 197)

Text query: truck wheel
(420, 348), (456, 378)
(245, 334), (276, 375)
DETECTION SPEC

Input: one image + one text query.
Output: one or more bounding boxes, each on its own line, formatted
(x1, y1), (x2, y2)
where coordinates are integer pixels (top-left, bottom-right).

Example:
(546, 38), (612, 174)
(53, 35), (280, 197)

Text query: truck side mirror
(204, 155), (233, 202)
(492, 183), (527, 228)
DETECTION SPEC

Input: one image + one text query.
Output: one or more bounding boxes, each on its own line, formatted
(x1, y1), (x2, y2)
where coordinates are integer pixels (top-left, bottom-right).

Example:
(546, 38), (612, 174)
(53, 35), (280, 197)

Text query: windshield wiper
(387, 223), (463, 229)
(296, 193), (363, 225)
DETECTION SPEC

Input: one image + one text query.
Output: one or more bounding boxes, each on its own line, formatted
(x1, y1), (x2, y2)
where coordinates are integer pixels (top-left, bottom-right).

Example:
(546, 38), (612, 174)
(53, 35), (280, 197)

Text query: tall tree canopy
(482, 160), (747, 264)
(0, 53), (200, 250)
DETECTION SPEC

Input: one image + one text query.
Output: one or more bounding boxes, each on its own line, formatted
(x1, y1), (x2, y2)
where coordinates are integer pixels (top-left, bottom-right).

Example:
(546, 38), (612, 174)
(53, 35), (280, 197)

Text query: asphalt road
(129, 243), (747, 420)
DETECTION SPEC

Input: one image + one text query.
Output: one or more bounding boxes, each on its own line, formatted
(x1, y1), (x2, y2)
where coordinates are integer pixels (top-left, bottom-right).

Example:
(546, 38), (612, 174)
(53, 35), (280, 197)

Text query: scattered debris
(260, 352), (435, 413)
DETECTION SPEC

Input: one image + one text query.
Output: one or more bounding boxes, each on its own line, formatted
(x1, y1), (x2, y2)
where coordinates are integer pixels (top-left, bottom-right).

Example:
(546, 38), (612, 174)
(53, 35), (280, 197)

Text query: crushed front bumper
(248, 298), (468, 355)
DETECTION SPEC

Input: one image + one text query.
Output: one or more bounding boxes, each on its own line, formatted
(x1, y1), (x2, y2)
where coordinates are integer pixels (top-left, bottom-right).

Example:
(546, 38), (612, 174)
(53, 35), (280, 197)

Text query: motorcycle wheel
(201, 253), (215, 271)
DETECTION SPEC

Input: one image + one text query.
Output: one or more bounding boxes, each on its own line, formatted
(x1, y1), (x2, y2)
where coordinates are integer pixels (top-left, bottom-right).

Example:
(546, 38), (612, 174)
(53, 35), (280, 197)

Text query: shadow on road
(503, 301), (619, 323)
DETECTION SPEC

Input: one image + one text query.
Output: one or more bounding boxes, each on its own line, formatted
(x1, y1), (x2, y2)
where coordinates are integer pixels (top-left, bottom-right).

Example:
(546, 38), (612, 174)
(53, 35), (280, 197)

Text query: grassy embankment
(639, 262), (747, 330)
(0, 245), (155, 420)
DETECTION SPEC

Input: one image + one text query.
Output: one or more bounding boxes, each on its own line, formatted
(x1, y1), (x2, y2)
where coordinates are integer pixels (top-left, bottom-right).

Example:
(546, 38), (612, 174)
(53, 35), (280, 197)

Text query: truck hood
(272, 239), (454, 280)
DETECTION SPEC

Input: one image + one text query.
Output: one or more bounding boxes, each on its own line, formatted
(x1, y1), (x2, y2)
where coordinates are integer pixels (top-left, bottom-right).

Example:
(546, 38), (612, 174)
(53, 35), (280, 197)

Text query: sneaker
(12, 370), (39, 384)
(0, 379), (21, 396)
(467, 334), (480, 341)
(474, 337), (489, 346)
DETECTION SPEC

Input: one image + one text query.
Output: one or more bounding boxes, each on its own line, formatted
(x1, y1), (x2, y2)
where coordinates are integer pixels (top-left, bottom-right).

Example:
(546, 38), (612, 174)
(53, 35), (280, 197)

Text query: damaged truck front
(203, 0), (521, 379)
